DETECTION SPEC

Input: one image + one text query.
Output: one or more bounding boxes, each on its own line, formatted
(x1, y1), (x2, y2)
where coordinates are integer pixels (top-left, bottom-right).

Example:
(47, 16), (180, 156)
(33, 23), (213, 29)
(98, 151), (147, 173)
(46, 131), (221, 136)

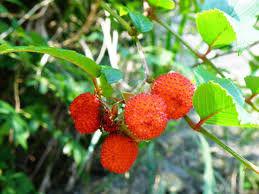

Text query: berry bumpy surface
(69, 92), (100, 134)
(100, 134), (138, 174)
(125, 93), (168, 140)
(151, 73), (195, 119)
(101, 110), (118, 132)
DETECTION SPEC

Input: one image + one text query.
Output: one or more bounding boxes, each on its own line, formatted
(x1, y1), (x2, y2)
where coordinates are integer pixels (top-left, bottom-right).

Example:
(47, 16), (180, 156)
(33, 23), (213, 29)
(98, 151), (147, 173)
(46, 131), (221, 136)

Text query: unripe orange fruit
(69, 92), (101, 134)
(125, 93), (168, 140)
(151, 72), (194, 119)
(100, 133), (138, 174)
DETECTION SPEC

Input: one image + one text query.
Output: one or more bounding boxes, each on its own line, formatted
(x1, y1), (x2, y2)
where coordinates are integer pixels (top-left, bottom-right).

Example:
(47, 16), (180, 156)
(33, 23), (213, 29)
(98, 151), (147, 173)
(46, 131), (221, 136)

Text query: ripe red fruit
(151, 72), (195, 119)
(124, 93), (168, 140)
(102, 109), (118, 132)
(69, 92), (101, 134)
(100, 133), (138, 174)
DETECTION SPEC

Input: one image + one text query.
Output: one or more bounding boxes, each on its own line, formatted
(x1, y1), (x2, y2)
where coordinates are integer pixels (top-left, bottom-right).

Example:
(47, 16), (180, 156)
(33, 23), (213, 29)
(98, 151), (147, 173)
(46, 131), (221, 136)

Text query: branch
(184, 116), (259, 174)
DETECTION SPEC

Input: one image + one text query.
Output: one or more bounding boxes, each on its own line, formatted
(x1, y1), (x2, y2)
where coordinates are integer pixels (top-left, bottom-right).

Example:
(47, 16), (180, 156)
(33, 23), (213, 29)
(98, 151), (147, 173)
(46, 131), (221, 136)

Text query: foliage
(0, 0), (258, 193)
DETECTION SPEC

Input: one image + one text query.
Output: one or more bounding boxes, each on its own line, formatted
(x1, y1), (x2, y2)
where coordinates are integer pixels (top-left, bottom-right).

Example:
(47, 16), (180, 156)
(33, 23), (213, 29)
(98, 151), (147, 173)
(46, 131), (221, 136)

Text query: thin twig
(14, 70), (21, 112)
(30, 139), (56, 179)
(135, 38), (150, 80)
(184, 115), (259, 174)
(0, 0), (53, 39)
(155, 18), (225, 78)
(192, 41), (259, 68)
(63, 0), (101, 46)
(65, 130), (102, 192)
(245, 93), (259, 112)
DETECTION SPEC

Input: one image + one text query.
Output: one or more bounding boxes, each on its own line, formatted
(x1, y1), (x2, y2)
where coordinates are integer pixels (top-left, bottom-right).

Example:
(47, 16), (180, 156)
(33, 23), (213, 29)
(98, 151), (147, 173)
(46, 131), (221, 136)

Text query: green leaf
(148, 0), (175, 10)
(53, 130), (86, 166)
(129, 12), (153, 33)
(99, 75), (113, 97)
(201, 0), (259, 51)
(0, 44), (101, 77)
(1, 172), (35, 194)
(0, 100), (30, 149)
(118, 5), (128, 16)
(0, 21), (9, 33)
(0, 100), (15, 115)
(194, 66), (245, 106)
(193, 81), (258, 127)
(11, 115), (29, 149)
(101, 66), (123, 84)
(245, 76), (259, 94)
(0, 5), (8, 14)
(196, 9), (236, 48)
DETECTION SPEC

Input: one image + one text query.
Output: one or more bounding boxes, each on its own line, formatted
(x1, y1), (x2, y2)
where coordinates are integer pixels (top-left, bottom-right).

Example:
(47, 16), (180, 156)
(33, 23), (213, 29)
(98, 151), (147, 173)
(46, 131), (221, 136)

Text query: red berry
(124, 93), (168, 140)
(69, 92), (101, 134)
(102, 110), (118, 132)
(74, 112), (100, 134)
(151, 72), (195, 119)
(100, 133), (138, 174)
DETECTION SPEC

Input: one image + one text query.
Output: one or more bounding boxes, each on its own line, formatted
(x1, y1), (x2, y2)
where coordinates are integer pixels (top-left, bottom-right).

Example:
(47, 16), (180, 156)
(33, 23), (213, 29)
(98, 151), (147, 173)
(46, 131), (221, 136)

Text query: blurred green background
(0, 0), (258, 193)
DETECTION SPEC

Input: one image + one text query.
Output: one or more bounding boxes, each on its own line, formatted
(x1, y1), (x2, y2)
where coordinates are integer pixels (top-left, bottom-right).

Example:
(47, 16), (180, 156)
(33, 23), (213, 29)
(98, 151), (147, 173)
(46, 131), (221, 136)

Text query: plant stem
(245, 93), (259, 112)
(184, 116), (259, 174)
(92, 78), (102, 97)
(100, 2), (136, 36)
(156, 18), (198, 57)
(135, 38), (151, 80)
(155, 18), (225, 78)
(101, 3), (152, 86)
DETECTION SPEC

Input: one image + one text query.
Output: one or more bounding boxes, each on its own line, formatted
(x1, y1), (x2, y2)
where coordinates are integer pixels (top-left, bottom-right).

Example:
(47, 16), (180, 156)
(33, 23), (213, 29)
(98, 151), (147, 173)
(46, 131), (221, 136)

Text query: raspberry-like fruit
(151, 72), (195, 119)
(124, 93), (168, 140)
(102, 109), (118, 132)
(69, 92), (100, 134)
(100, 133), (138, 174)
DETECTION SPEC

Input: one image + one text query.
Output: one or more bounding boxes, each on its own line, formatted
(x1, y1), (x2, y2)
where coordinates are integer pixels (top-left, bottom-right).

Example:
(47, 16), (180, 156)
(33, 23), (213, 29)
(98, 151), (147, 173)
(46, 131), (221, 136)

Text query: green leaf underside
(129, 12), (153, 33)
(196, 9), (236, 48)
(194, 66), (245, 106)
(148, 0), (175, 10)
(245, 76), (259, 94)
(0, 44), (101, 77)
(193, 81), (258, 127)
(101, 66), (123, 84)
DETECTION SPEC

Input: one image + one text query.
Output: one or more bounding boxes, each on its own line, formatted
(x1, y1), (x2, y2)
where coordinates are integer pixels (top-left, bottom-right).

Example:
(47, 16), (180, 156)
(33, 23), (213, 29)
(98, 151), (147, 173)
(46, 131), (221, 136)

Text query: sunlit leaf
(148, 0), (175, 10)
(196, 9), (236, 48)
(193, 81), (258, 127)
(201, 0), (259, 51)
(245, 76), (259, 94)
(0, 44), (101, 77)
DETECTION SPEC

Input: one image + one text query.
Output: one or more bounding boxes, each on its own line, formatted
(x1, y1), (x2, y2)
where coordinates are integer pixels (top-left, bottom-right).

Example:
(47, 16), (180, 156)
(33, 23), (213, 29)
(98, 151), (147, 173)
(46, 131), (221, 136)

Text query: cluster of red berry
(69, 72), (195, 174)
